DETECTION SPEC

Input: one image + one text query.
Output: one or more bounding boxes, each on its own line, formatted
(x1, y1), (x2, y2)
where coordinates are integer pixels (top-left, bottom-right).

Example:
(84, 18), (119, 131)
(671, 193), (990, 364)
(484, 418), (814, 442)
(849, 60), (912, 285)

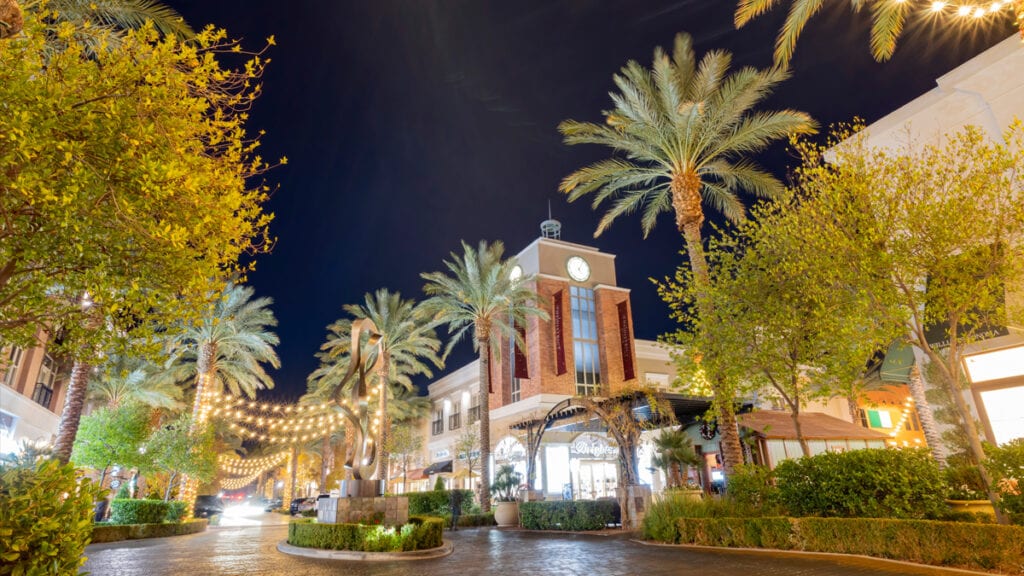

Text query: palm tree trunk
(477, 332), (492, 512)
(907, 364), (947, 467)
(180, 342), (215, 508)
(53, 360), (91, 464)
(289, 443), (298, 504)
(847, 395), (860, 424)
(375, 361), (389, 483)
(320, 436), (330, 491)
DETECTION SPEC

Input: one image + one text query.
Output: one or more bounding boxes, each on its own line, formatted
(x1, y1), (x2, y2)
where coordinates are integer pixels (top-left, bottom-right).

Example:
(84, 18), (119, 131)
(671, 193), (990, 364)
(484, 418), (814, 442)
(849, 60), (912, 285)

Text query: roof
(738, 411), (889, 441)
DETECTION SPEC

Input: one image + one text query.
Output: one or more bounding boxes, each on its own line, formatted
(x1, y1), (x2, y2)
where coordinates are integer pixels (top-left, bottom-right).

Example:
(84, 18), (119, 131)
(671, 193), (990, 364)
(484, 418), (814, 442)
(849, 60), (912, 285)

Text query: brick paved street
(82, 523), (987, 576)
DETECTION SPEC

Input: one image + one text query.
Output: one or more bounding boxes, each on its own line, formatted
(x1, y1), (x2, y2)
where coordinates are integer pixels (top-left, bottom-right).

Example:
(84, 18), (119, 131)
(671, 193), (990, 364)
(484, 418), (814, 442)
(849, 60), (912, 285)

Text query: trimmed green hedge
(109, 499), (173, 524)
(91, 519), (208, 543)
(406, 490), (475, 516)
(644, 516), (1024, 574)
(457, 512), (495, 527)
(519, 500), (619, 531)
(287, 516), (444, 552)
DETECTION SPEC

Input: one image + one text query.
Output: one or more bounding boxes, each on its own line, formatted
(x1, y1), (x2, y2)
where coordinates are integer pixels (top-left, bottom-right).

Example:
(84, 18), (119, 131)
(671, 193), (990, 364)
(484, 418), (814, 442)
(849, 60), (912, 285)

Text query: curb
(630, 539), (1003, 576)
(276, 539), (453, 561)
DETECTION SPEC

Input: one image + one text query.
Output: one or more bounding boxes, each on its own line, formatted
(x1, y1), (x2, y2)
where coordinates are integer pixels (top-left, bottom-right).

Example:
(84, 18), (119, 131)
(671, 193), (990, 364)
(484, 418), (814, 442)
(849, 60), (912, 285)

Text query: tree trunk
(791, 407), (811, 458)
(673, 177), (744, 476)
(907, 363), (947, 467)
(847, 395), (861, 424)
(289, 443), (298, 503)
(375, 359), (389, 482)
(164, 472), (177, 501)
(477, 332), (492, 512)
(53, 360), (91, 464)
(320, 435), (330, 491)
(180, 342), (215, 509)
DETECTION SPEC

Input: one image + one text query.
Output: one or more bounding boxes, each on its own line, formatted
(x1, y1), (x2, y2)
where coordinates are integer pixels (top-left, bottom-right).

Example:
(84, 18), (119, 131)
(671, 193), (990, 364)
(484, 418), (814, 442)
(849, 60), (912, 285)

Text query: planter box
(945, 499), (995, 517)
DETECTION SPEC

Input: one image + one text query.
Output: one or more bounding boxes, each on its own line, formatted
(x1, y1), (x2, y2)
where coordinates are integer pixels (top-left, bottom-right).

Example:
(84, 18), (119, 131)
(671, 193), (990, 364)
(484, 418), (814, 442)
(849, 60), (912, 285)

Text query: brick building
(0, 329), (71, 456)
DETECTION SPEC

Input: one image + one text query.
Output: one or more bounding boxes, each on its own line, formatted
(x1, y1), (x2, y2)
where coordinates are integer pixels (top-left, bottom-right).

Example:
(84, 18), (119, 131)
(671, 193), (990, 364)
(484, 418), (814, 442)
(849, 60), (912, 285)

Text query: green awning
(879, 342), (914, 383)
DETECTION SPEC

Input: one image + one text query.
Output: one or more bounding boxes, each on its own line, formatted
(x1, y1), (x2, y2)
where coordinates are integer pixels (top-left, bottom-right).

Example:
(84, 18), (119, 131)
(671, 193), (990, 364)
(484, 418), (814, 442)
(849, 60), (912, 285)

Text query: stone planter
(945, 498), (995, 517)
(493, 501), (519, 527)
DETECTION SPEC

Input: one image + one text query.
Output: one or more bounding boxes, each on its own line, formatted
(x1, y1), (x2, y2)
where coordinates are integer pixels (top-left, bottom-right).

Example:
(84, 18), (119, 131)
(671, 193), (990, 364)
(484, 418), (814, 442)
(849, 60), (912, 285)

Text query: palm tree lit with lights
(558, 32), (815, 475)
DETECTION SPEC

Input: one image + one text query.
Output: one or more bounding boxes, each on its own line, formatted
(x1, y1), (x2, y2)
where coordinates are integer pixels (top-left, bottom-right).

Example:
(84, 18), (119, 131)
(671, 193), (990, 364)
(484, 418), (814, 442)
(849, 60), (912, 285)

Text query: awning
(880, 342), (915, 383)
(391, 468), (427, 482)
(738, 411), (889, 441)
(423, 460), (452, 475)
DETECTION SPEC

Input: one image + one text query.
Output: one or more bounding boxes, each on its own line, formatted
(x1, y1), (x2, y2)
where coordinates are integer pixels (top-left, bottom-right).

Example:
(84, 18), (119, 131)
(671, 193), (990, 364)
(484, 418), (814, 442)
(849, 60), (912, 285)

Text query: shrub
(642, 493), (765, 542)
(433, 476), (445, 491)
(457, 512), (495, 527)
(675, 517), (795, 549)
(109, 499), (170, 524)
(165, 501), (188, 523)
(726, 464), (780, 512)
(519, 500), (618, 531)
(407, 489), (474, 516)
(90, 519), (207, 543)
(287, 516), (444, 552)
(943, 463), (987, 500)
(983, 439), (1024, 523)
(773, 448), (946, 518)
(0, 457), (103, 575)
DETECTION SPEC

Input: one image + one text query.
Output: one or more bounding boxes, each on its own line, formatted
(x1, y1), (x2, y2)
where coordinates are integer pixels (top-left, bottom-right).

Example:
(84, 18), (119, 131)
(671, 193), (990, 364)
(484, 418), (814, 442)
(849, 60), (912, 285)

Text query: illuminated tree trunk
(180, 342), (215, 513)
(375, 356), (390, 483)
(53, 360), (91, 464)
(476, 326), (492, 512)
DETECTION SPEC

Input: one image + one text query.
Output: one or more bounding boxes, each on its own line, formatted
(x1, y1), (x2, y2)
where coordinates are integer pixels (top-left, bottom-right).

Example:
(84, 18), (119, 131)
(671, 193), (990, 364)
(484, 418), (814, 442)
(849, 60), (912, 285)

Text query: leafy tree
(144, 414), (217, 501)
(734, 0), (1023, 66)
(559, 32), (815, 475)
(421, 240), (548, 511)
(454, 422), (480, 489)
(70, 403), (150, 488)
(795, 122), (1024, 523)
(386, 423), (423, 494)
(659, 194), (899, 457)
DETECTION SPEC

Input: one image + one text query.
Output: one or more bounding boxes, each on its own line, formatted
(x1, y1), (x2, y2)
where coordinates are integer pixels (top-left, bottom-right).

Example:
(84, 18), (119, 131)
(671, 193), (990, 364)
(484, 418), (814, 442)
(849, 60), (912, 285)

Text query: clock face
(509, 265), (523, 282)
(566, 256), (591, 282)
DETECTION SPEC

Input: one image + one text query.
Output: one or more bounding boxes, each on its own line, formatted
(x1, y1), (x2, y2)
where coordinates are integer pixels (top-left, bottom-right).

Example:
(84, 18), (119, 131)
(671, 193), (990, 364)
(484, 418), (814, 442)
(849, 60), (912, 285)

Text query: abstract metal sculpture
(331, 318), (386, 495)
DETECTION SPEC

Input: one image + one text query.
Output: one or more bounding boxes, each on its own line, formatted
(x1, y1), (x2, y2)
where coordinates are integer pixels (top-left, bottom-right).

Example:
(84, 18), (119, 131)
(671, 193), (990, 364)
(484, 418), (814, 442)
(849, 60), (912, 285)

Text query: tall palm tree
(6, 0), (192, 40)
(420, 240), (548, 511)
(558, 32), (815, 475)
(165, 283), (280, 425)
(312, 289), (442, 482)
(734, 0), (1023, 66)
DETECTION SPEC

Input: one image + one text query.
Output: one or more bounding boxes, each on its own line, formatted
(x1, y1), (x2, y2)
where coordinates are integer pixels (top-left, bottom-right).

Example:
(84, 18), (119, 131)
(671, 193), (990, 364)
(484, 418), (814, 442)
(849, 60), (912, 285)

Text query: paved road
(83, 523), (983, 576)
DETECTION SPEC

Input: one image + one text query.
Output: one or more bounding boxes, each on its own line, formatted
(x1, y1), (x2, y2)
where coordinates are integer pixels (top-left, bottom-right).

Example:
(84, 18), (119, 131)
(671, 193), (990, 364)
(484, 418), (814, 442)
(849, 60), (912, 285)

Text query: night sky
(170, 0), (1010, 401)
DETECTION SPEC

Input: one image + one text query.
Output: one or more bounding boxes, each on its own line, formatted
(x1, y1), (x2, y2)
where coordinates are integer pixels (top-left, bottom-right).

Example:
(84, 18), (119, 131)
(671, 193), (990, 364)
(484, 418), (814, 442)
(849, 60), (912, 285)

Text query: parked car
(263, 498), (283, 512)
(289, 497), (315, 515)
(194, 495), (224, 519)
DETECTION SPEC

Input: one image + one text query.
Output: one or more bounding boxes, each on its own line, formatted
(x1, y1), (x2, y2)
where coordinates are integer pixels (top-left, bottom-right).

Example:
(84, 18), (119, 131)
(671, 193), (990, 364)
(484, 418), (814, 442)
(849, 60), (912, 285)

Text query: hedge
(91, 519), (208, 544)
(644, 516), (1024, 574)
(287, 515), (444, 552)
(109, 499), (174, 524)
(406, 490), (475, 516)
(457, 512), (495, 527)
(519, 500), (619, 531)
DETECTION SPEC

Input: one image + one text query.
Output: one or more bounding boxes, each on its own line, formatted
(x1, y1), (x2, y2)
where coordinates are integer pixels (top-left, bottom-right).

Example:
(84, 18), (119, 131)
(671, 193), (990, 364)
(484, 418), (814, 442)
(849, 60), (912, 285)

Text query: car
(263, 498), (282, 512)
(289, 497), (315, 515)
(193, 495), (224, 519)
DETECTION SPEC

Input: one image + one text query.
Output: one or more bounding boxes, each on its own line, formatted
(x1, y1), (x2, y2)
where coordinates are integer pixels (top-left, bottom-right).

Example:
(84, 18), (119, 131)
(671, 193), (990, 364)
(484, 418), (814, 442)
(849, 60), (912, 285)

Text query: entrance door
(576, 460), (617, 499)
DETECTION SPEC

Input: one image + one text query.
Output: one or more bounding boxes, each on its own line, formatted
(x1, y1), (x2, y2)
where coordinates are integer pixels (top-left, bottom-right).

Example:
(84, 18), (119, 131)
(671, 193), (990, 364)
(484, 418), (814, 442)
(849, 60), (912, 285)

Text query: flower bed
(91, 519), (208, 544)
(519, 500), (619, 531)
(643, 515), (1024, 574)
(286, 516), (444, 552)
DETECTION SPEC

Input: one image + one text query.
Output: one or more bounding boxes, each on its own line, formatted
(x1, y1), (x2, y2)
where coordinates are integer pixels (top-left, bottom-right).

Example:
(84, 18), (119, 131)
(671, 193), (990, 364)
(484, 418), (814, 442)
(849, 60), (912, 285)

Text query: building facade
(0, 329), (71, 456)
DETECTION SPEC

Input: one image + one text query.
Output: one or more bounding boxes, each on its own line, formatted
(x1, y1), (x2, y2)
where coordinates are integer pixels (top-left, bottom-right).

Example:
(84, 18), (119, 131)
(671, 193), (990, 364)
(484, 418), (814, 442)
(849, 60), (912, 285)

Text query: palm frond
(735, 0), (782, 27)
(868, 0), (908, 62)
(774, 0), (826, 67)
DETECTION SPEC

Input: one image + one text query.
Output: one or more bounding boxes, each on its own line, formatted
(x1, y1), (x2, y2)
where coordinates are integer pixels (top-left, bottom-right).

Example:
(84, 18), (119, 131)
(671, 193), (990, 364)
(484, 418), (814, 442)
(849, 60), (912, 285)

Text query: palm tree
(652, 428), (702, 490)
(165, 284), (279, 422)
(7, 0), (192, 40)
(559, 32), (814, 475)
(734, 0), (1023, 66)
(87, 357), (182, 410)
(421, 240), (548, 511)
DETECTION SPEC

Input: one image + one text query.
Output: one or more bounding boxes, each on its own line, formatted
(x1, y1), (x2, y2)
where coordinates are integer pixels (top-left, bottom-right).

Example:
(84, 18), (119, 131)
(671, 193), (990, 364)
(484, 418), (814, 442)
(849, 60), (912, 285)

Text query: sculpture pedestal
(616, 484), (652, 530)
(340, 479), (384, 498)
(317, 495), (409, 526)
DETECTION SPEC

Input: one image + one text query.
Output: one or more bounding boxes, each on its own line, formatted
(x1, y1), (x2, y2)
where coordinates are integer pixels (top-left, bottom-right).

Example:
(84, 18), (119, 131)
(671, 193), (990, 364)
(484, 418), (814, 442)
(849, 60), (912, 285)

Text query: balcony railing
(449, 413), (461, 431)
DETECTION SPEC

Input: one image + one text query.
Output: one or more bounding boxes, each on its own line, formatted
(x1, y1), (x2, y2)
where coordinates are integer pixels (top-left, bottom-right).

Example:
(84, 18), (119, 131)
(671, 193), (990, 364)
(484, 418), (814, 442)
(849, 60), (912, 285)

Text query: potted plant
(652, 428), (703, 499)
(943, 462), (995, 517)
(491, 464), (521, 527)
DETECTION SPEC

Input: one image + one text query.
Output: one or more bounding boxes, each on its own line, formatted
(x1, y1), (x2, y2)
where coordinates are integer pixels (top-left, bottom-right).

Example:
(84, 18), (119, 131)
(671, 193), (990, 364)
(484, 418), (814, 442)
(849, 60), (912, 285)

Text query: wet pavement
(82, 523), (987, 576)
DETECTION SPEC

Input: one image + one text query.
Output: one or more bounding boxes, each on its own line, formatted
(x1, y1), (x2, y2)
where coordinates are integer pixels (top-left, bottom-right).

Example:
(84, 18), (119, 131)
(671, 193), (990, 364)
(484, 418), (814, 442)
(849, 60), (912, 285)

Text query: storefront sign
(570, 433), (618, 458)
(553, 290), (566, 375)
(617, 301), (635, 381)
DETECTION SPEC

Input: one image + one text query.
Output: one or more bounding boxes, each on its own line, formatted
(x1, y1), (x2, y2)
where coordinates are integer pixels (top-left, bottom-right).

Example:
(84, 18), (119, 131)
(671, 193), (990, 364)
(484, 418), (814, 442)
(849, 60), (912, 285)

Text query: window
(449, 398), (461, 431)
(31, 354), (57, 410)
(431, 407), (443, 436)
(570, 286), (601, 396)
(468, 394), (480, 423)
(2, 346), (23, 388)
